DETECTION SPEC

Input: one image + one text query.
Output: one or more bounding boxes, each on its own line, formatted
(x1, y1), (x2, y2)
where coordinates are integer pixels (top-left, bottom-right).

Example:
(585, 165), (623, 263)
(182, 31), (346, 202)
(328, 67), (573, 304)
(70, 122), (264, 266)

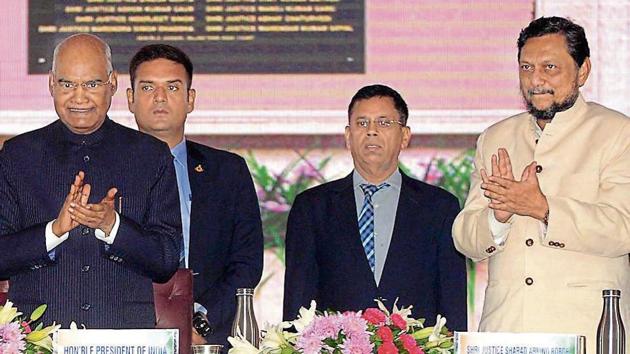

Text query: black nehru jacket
(0, 118), (181, 328)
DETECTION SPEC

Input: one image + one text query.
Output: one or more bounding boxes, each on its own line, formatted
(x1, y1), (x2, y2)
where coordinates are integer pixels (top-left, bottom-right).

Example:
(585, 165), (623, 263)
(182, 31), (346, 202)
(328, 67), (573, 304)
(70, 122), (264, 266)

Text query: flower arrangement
(228, 300), (454, 354)
(0, 301), (59, 354)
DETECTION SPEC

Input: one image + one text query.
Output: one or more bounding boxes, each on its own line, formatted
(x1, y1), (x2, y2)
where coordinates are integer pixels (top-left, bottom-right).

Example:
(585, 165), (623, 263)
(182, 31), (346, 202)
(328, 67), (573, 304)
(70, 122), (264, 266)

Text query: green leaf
(281, 347), (297, 354)
(439, 339), (453, 348)
(30, 304), (47, 321)
(323, 338), (337, 347)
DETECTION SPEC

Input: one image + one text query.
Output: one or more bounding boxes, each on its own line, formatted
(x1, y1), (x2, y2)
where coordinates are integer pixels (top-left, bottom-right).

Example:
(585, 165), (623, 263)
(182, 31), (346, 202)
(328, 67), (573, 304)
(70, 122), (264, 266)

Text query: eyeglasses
(53, 73), (112, 94)
(353, 118), (405, 130)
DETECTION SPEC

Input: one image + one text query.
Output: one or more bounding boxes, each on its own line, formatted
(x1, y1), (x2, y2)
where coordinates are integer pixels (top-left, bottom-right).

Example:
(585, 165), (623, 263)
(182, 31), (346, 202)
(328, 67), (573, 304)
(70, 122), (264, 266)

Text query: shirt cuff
(488, 211), (512, 246)
(94, 212), (120, 245)
(194, 302), (208, 315)
(539, 219), (549, 239)
(45, 220), (69, 252)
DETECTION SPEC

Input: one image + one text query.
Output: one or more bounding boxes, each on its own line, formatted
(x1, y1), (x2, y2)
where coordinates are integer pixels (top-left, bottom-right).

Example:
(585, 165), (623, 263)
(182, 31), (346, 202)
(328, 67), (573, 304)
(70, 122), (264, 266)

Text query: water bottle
(231, 288), (260, 348)
(597, 289), (625, 354)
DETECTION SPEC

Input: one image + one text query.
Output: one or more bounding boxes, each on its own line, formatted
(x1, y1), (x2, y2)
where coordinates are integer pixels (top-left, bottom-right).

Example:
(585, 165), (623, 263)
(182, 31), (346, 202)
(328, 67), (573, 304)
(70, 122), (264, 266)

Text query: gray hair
(51, 34), (113, 74)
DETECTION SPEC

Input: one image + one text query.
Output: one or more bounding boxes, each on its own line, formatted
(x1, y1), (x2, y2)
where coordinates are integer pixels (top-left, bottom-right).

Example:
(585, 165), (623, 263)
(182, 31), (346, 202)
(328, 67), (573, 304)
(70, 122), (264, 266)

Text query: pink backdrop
(1, 1), (531, 115)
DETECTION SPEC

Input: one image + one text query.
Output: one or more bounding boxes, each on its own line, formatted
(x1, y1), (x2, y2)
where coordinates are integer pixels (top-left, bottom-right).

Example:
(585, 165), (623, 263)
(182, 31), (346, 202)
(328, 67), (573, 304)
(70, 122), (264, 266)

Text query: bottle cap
(602, 289), (621, 297)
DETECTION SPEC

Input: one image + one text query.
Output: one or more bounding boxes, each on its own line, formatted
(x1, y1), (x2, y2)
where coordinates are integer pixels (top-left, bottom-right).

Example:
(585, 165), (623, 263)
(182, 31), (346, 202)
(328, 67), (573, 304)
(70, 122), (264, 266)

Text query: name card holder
(54, 329), (178, 354)
(455, 332), (585, 354)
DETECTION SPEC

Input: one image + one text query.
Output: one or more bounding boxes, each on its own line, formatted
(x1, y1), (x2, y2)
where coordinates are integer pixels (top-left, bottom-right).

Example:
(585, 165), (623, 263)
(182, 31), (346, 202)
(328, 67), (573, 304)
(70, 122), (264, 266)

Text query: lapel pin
(194, 164), (204, 173)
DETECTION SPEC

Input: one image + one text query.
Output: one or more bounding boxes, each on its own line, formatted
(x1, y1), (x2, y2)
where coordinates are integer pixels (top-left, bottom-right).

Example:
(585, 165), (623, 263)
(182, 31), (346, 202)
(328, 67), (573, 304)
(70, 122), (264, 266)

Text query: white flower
(375, 298), (423, 328)
(291, 300), (316, 333)
(26, 322), (61, 351)
(260, 324), (298, 354)
(390, 298), (413, 319)
(429, 315), (447, 342)
(0, 301), (20, 325)
(228, 334), (260, 354)
(375, 298), (392, 316)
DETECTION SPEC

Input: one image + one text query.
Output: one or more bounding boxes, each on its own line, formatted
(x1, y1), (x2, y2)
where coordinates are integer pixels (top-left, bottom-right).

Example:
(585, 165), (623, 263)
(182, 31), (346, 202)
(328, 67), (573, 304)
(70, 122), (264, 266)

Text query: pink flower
(390, 313), (407, 330)
(425, 168), (443, 185)
(0, 322), (26, 353)
(262, 200), (290, 213)
(362, 308), (387, 325)
(273, 173), (289, 185)
(297, 312), (373, 354)
(339, 312), (369, 339)
(418, 159), (444, 185)
(20, 321), (31, 334)
(255, 188), (267, 200)
(0, 322), (25, 342)
(297, 335), (324, 354)
(409, 346), (425, 354)
(342, 333), (373, 354)
(377, 341), (399, 354)
(296, 163), (321, 179)
(376, 326), (394, 342)
(399, 333), (417, 352)
(297, 314), (342, 353)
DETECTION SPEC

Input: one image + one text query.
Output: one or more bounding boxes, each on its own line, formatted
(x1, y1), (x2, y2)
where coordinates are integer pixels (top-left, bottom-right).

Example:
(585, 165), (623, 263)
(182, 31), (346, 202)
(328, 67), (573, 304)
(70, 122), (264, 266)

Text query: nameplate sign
(54, 329), (178, 354)
(454, 332), (584, 354)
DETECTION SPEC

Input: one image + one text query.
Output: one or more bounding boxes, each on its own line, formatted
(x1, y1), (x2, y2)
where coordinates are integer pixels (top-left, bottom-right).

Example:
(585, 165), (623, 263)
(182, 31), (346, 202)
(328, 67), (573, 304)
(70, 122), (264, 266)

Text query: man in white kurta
(453, 16), (630, 353)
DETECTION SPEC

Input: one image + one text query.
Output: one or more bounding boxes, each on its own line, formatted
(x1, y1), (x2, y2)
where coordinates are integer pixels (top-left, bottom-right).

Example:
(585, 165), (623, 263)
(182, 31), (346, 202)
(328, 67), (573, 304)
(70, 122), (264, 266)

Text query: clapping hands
(52, 171), (118, 236)
(480, 148), (548, 222)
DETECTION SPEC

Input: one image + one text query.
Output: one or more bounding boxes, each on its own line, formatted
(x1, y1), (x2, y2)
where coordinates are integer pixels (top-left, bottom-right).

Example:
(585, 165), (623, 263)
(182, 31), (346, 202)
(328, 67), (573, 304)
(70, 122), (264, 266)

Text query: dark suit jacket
(283, 170), (467, 330)
(0, 119), (181, 328)
(186, 141), (263, 347)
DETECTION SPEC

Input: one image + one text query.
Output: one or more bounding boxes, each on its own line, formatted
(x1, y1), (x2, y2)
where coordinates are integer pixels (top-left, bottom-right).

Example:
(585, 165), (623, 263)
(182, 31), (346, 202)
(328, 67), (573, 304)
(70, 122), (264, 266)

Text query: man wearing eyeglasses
(0, 34), (181, 328)
(283, 84), (467, 331)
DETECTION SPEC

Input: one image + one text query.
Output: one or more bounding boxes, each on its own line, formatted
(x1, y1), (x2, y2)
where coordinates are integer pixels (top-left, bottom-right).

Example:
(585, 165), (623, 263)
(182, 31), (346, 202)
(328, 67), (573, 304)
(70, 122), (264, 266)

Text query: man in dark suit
(283, 84), (467, 330)
(127, 44), (263, 348)
(0, 34), (181, 328)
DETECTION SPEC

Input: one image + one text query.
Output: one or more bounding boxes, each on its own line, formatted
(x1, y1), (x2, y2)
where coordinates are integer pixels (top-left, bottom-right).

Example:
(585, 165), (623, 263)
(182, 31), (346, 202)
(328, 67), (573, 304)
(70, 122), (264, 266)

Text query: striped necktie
(358, 182), (390, 272)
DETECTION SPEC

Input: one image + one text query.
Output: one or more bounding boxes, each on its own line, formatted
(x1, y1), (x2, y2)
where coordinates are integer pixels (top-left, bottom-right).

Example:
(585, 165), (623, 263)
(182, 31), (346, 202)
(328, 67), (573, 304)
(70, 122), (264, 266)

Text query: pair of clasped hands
(480, 148), (549, 223)
(51, 171), (118, 237)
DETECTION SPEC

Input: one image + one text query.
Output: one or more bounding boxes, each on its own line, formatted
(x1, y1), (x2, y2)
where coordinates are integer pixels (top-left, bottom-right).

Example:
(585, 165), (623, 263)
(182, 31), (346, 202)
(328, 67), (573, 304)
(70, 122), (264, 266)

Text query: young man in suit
(0, 34), (181, 328)
(127, 44), (263, 348)
(453, 17), (630, 353)
(283, 84), (467, 331)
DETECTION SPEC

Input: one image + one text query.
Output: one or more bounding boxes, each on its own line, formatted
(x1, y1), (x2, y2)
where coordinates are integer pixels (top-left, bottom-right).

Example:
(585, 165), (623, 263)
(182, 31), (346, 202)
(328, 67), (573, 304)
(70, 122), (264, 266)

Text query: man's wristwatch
(193, 311), (213, 337)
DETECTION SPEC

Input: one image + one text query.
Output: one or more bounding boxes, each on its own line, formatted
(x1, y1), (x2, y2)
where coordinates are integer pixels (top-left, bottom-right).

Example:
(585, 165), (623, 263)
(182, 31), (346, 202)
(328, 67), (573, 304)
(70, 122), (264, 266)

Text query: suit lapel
(186, 141), (218, 270)
(187, 141), (224, 204)
(380, 173), (430, 288)
(331, 173), (379, 289)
